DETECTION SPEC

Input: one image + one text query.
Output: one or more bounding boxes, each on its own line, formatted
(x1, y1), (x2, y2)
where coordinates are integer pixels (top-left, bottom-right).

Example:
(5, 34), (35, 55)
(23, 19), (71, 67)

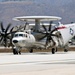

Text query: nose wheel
(12, 47), (21, 55)
(51, 48), (55, 54)
(51, 47), (58, 54)
(29, 49), (33, 53)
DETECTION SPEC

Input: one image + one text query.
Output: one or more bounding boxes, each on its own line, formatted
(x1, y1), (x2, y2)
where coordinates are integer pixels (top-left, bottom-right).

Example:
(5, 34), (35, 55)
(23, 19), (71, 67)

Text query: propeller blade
(0, 36), (3, 42)
(5, 23), (11, 33)
(45, 35), (55, 46)
(48, 21), (53, 31)
(45, 37), (51, 46)
(4, 38), (7, 47)
(50, 28), (57, 34)
(6, 36), (10, 39)
(42, 25), (48, 33)
(50, 36), (55, 45)
(46, 37), (49, 45)
(10, 27), (14, 33)
(0, 22), (5, 32)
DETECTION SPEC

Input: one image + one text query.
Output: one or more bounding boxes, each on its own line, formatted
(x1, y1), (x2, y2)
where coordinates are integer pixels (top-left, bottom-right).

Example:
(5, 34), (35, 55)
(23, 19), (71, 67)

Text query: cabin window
(26, 34), (27, 37)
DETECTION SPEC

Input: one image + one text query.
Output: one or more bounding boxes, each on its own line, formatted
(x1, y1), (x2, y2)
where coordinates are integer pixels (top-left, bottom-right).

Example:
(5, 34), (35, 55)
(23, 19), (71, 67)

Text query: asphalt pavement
(0, 51), (75, 75)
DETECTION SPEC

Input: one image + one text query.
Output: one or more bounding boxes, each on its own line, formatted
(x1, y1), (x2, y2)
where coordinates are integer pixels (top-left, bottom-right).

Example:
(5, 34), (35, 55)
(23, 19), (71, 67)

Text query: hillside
(0, 0), (75, 27)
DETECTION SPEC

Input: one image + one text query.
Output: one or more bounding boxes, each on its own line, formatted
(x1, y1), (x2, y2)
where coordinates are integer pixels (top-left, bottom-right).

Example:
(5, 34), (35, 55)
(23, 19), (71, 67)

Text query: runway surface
(0, 51), (75, 75)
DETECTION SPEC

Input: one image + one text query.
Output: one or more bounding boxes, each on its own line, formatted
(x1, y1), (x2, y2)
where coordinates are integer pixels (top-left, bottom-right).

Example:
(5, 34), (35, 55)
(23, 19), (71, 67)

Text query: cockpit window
(14, 33), (28, 37)
(14, 34), (18, 37)
(14, 34), (23, 37)
(19, 34), (23, 37)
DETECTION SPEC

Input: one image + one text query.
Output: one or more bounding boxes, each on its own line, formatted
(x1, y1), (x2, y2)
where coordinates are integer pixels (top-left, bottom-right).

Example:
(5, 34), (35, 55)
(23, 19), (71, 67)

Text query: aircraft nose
(13, 40), (18, 43)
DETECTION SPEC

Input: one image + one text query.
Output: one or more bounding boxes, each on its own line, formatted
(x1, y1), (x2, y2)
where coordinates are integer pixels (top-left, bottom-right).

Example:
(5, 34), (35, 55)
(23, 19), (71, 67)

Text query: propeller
(0, 22), (11, 47)
(0, 22), (24, 47)
(38, 21), (58, 46)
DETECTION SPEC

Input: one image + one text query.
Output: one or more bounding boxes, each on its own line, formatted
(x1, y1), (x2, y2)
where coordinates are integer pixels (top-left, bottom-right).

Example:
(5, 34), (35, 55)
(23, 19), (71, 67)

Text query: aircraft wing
(13, 16), (61, 21)
(30, 41), (46, 49)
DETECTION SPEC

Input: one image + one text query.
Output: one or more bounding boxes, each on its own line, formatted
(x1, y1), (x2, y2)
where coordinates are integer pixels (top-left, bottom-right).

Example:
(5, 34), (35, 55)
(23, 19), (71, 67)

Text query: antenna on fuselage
(24, 22), (29, 30)
(23, 21), (31, 34)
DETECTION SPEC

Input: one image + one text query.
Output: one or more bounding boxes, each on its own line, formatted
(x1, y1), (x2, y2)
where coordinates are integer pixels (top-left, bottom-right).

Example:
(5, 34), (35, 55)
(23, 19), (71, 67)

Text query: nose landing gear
(12, 47), (21, 55)
(51, 47), (57, 54)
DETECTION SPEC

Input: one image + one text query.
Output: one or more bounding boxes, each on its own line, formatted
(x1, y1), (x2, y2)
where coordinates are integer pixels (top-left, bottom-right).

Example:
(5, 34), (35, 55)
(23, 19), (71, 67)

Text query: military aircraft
(8, 16), (75, 54)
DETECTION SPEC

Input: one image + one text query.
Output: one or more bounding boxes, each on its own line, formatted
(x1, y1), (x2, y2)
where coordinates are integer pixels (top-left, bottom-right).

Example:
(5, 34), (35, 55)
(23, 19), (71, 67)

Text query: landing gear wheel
(64, 49), (68, 52)
(52, 48), (55, 54)
(19, 51), (21, 55)
(29, 49), (33, 53)
(12, 47), (21, 55)
(13, 48), (18, 55)
(56, 47), (57, 52)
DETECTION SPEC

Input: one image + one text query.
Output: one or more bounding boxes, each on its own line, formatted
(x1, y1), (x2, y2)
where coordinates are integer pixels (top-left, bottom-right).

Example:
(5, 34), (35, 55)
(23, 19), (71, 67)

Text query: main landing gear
(51, 47), (68, 54)
(51, 48), (56, 54)
(64, 48), (68, 52)
(29, 49), (33, 53)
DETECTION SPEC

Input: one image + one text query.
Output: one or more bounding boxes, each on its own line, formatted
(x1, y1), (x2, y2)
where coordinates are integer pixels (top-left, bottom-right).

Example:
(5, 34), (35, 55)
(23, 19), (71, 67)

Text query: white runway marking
(0, 51), (75, 75)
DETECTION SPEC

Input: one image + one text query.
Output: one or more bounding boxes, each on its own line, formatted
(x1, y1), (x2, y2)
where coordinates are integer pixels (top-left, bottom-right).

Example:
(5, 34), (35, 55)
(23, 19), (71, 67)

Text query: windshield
(14, 34), (24, 37)
(14, 34), (18, 37)
(19, 34), (23, 37)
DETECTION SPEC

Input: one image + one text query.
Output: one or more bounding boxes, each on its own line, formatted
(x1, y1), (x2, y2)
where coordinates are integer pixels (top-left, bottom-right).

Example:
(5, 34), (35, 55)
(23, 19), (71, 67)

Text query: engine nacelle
(53, 32), (64, 47)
